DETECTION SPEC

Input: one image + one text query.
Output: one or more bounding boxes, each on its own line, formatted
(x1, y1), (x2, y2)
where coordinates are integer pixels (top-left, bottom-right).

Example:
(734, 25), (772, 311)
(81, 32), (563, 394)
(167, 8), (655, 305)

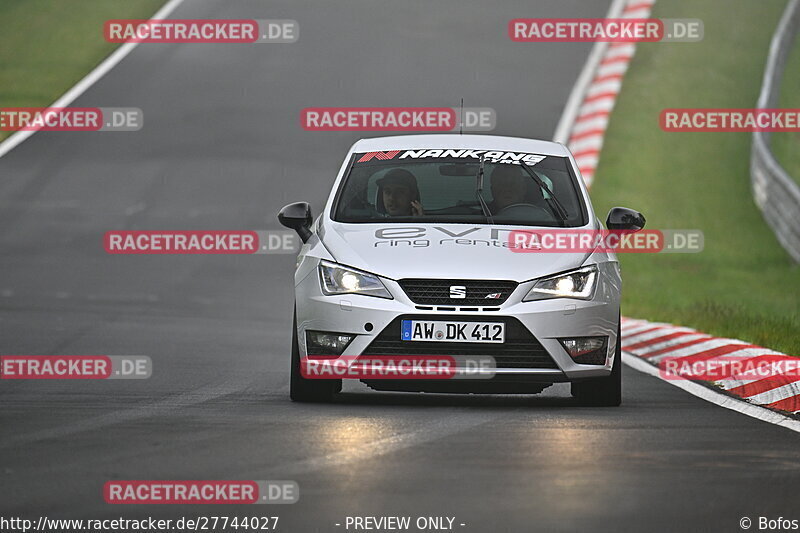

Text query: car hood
(320, 221), (595, 281)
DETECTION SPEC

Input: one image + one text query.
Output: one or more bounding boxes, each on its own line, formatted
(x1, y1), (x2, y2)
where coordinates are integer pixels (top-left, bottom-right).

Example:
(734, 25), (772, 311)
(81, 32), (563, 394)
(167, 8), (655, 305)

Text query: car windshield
(332, 149), (586, 226)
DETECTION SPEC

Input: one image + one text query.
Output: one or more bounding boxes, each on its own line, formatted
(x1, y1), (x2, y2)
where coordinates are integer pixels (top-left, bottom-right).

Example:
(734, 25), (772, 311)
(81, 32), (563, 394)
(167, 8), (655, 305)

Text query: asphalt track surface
(1, 1), (798, 532)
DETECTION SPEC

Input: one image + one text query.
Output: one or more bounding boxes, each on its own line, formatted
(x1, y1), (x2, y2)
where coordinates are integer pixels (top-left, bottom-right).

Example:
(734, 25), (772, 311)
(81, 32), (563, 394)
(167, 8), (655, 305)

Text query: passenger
(376, 169), (424, 216)
(488, 165), (528, 213)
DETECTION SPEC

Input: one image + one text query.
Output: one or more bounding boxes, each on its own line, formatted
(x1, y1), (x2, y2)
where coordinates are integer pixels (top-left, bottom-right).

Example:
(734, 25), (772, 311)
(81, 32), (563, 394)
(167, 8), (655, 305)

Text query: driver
(488, 165), (528, 213)
(376, 169), (424, 216)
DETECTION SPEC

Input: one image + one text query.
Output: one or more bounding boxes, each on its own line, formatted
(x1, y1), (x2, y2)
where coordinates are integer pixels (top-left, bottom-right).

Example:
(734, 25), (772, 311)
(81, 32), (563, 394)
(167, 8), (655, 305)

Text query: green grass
(771, 27), (800, 185)
(589, 0), (800, 354)
(0, 0), (166, 141)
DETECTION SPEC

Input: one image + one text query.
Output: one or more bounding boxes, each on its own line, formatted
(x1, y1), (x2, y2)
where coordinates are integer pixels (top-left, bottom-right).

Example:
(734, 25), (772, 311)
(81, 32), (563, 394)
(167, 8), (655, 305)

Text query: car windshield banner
(355, 149), (547, 165)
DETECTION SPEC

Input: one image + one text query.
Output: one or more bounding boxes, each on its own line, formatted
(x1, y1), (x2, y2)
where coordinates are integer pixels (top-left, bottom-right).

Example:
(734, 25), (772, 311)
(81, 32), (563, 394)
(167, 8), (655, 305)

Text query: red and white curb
(553, 0), (657, 187)
(622, 317), (800, 432)
(551, 0), (800, 432)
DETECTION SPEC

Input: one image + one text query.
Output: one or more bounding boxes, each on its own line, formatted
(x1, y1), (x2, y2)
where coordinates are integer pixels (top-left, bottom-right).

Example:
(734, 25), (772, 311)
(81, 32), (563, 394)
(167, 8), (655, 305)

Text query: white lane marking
(0, 0), (187, 159)
(553, 0), (628, 143)
(623, 352), (800, 434)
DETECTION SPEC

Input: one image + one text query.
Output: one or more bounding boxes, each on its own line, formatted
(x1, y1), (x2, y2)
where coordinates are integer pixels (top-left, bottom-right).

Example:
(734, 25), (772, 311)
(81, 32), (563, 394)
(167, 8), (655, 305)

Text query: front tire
(571, 322), (622, 407)
(289, 311), (341, 402)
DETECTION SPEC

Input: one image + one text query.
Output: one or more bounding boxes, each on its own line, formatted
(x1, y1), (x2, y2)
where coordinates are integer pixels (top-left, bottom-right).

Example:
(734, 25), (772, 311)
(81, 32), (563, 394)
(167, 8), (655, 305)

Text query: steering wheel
(495, 203), (555, 221)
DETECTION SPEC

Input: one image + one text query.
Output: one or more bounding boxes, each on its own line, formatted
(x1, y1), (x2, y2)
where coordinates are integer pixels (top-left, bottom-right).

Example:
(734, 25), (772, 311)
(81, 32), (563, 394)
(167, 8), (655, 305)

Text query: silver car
(279, 134), (645, 406)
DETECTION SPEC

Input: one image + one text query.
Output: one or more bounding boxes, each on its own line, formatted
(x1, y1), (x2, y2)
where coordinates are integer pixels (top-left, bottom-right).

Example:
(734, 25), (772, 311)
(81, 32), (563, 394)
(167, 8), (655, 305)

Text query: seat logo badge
(449, 285), (466, 299)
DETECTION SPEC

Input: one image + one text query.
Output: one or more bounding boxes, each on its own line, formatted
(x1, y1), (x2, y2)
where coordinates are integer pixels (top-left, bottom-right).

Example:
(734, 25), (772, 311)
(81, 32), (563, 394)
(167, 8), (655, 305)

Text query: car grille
(361, 316), (558, 369)
(398, 279), (518, 306)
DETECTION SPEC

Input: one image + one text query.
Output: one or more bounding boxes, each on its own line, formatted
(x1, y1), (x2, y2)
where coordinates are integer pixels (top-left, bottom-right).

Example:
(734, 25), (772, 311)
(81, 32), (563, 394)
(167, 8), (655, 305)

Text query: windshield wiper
(475, 155), (494, 224)
(518, 159), (569, 225)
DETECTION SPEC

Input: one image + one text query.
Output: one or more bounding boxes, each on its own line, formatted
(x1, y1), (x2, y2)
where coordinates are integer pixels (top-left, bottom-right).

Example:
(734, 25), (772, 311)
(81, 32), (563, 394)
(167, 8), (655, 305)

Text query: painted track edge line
(623, 352), (800, 434)
(0, 0), (187, 160)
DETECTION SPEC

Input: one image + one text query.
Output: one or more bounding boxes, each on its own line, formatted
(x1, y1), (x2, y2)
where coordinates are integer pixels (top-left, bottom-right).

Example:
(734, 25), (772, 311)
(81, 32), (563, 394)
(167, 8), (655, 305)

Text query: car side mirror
(606, 207), (646, 231)
(278, 202), (313, 243)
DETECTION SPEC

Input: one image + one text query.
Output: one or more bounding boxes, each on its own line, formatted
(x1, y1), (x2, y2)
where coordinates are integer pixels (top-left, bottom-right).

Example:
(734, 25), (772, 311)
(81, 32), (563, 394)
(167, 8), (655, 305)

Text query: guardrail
(751, 0), (800, 263)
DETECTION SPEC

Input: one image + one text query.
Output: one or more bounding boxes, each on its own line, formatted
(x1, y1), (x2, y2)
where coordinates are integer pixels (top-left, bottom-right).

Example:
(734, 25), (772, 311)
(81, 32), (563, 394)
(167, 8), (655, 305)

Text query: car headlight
(318, 260), (393, 299)
(523, 265), (598, 301)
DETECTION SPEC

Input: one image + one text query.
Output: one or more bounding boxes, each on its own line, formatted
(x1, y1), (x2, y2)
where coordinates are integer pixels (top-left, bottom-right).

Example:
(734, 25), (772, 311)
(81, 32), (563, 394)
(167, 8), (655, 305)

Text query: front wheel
(289, 311), (341, 402)
(571, 323), (622, 407)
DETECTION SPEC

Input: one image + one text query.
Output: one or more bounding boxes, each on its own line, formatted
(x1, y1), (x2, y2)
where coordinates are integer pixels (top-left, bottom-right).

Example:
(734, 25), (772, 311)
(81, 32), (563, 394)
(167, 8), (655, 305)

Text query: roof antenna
(459, 98), (464, 135)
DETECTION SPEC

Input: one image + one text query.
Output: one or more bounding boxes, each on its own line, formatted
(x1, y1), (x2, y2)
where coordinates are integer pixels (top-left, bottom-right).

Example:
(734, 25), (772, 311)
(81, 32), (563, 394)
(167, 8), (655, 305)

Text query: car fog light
(306, 330), (355, 356)
(559, 336), (608, 365)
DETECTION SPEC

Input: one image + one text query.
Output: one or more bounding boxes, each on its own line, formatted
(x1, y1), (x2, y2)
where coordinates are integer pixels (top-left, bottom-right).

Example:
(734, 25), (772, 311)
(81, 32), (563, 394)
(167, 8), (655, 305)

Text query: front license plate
(401, 320), (505, 343)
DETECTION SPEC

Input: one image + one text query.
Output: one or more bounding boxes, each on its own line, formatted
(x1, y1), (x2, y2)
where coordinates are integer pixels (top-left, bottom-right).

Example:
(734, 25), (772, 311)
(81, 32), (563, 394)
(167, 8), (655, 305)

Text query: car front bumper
(294, 260), (621, 382)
